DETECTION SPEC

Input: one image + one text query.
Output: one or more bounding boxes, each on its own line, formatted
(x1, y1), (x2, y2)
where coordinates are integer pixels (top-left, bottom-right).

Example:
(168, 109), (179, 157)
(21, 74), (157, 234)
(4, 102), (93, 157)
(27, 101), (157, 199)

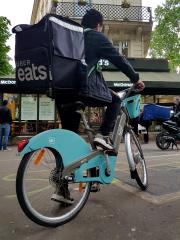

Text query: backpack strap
(87, 65), (96, 78)
(84, 28), (92, 33)
(84, 28), (102, 78)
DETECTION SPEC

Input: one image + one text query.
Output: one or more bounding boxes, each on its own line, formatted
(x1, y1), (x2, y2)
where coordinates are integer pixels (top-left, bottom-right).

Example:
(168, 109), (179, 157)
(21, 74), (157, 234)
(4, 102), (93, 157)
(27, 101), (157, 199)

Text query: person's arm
(97, 33), (139, 83)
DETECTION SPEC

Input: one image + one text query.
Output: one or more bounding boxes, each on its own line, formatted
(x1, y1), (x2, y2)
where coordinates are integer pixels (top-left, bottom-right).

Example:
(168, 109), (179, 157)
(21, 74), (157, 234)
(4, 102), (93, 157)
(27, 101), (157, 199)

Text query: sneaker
(94, 133), (114, 150)
(51, 193), (74, 204)
(51, 184), (74, 205)
(3, 148), (11, 151)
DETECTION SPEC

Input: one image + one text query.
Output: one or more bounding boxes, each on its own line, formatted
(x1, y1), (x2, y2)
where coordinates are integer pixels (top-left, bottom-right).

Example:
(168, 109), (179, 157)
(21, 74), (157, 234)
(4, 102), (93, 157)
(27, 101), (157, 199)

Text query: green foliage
(0, 16), (14, 76)
(150, 0), (180, 71)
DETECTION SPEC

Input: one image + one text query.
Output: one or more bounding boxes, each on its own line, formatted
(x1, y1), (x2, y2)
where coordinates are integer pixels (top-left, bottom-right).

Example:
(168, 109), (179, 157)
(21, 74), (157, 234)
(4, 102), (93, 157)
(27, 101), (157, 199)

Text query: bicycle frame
(73, 88), (139, 184)
(19, 87), (138, 185)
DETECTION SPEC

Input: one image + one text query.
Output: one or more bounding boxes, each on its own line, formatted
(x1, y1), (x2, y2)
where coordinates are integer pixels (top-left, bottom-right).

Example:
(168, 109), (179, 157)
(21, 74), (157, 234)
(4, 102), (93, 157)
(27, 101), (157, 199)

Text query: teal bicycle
(16, 86), (148, 227)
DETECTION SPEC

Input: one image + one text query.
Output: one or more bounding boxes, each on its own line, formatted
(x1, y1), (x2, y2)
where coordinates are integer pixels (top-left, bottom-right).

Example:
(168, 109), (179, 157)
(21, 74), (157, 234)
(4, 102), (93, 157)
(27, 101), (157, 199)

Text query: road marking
(2, 172), (51, 199)
(147, 153), (180, 159)
(2, 171), (49, 182)
(2, 150), (180, 204)
(113, 178), (180, 205)
(5, 186), (51, 199)
(0, 159), (20, 162)
(2, 173), (16, 182)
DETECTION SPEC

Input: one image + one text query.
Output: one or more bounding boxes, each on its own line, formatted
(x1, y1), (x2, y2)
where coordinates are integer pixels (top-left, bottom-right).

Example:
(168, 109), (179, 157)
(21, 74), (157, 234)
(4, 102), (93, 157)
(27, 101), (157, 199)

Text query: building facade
(31, 0), (152, 59)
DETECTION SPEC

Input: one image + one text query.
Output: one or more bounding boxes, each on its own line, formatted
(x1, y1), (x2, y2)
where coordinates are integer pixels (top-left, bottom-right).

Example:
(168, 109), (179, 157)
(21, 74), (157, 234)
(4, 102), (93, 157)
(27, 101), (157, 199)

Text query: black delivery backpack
(12, 14), (87, 97)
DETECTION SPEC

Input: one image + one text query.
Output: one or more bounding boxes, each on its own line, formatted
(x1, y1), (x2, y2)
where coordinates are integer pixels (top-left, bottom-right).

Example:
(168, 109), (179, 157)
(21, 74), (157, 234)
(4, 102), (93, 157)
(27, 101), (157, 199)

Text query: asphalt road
(0, 142), (180, 240)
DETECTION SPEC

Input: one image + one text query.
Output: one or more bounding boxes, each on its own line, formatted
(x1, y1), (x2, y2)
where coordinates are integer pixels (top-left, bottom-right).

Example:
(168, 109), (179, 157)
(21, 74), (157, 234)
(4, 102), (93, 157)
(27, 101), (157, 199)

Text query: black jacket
(80, 30), (139, 103)
(0, 106), (12, 124)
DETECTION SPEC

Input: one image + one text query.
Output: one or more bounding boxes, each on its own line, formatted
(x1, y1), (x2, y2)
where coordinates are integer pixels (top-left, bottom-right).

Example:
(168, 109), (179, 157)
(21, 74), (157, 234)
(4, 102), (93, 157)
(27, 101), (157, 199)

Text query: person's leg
(55, 95), (81, 133)
(94, 91), (121, 150)
(143, 127), (149, 143)
(99, 91), (121, 136)
(58, 108), (81, 133)
(3, 124), (10, 150)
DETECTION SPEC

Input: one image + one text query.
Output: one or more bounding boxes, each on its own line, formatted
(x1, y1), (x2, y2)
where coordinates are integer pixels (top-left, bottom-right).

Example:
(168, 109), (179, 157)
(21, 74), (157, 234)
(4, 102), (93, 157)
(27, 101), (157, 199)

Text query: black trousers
(55, 90), (121, 135)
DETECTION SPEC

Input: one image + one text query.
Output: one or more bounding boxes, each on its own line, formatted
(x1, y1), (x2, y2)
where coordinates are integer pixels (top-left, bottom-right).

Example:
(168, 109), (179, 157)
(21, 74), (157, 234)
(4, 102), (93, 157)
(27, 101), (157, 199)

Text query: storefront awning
(1, 71), (180, 95)
(103, 71), (180, 95)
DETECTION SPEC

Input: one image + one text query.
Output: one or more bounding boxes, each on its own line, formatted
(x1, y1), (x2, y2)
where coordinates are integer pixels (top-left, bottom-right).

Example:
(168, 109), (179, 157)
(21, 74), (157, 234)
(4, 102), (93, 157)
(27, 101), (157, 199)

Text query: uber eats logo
(16, 60), (47, 81)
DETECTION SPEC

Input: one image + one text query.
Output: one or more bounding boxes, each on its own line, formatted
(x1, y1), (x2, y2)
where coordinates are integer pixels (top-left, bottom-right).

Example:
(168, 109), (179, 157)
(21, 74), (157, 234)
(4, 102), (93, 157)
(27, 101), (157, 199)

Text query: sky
(0, 0), (34, 66)
(0, 0), (166, 67)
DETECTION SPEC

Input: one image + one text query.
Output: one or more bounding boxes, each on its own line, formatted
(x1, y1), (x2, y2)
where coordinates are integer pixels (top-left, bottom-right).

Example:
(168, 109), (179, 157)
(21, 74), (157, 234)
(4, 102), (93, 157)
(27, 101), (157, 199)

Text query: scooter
(156, 112), (180, 150)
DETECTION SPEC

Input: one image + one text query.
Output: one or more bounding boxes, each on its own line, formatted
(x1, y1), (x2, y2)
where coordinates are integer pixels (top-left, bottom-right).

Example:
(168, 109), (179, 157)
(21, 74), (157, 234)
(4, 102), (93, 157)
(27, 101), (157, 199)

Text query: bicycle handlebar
(120, 85), (140, 101)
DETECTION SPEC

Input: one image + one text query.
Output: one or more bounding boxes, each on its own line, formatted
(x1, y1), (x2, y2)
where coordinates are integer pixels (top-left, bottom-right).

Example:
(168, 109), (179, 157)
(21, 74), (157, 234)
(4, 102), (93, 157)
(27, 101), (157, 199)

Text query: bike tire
(156, 132), (171, 150)
(16, 149), (91, 227)
(125, 131), (148, 191)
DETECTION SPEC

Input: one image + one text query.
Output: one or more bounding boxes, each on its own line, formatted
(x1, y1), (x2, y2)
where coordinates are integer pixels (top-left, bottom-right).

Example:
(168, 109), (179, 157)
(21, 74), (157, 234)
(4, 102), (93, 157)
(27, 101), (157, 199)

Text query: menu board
(39, 97), (55, 120)
(21, 96), (37, 120)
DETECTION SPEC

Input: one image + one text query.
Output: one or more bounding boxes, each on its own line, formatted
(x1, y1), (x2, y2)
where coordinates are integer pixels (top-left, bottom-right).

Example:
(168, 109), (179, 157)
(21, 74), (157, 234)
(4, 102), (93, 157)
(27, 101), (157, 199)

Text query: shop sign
(0, 79), (16, 85)
(113, 82), (133, 87)
(99, 59), (117, 70)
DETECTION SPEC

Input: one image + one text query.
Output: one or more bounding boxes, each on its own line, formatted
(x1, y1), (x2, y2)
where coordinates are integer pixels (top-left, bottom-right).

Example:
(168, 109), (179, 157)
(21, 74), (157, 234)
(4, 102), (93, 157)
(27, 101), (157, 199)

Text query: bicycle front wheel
(125, 131), (148, 191)
(16, 148), (91, 227)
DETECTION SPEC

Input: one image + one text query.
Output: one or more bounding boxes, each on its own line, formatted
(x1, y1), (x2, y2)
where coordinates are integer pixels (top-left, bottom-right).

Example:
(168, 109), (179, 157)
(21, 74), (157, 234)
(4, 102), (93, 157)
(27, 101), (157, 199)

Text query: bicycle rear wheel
(125, 131), (148, 190)
(16, 148), (91, 227)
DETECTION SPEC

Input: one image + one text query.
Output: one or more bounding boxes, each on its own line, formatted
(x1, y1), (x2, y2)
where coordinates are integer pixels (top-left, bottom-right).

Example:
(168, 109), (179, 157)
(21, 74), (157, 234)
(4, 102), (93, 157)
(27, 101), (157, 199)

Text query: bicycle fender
(20, 129), (91, 167)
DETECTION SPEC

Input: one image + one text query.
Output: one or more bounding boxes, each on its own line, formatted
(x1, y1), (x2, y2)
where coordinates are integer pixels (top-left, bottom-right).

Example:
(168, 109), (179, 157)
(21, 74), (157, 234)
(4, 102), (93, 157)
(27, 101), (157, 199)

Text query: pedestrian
(0, 100), (12, 151)
(138, 110), (152, 143)
(173, 97), (180, 126)
(173, 97), (180, 114)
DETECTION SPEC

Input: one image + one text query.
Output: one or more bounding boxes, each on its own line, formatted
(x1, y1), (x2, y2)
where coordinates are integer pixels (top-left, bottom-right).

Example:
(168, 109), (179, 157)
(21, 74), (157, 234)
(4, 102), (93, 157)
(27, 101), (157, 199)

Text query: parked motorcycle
(156, 112), (180, 150)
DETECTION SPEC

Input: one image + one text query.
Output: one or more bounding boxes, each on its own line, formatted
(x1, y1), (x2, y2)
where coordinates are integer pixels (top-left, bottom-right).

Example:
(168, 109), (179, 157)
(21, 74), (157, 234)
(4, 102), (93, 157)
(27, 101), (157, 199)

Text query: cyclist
(55, 9), (144, 150)
(53, 9), (144, 204)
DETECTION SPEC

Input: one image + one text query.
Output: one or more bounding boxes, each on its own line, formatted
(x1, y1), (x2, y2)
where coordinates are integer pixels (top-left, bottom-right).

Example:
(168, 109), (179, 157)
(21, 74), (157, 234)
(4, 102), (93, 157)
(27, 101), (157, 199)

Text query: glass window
(155, 95), (174, 105)
(21, 94), (37, 135)
(113, 41), (129, 57)
(39, 95), (55, 121)
(122, 41), (129, 57)
(21, 94), (37, 120)
(113, 43), (120, 53)
(39, 95), (55, 133)
(141, 95), (154, 104)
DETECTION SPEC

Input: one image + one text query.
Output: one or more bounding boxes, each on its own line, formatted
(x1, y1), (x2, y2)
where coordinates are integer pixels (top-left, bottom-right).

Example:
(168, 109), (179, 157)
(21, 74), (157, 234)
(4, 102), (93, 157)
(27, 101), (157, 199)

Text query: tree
(0, 16), (14, 76)
(150, 0), (180, 71)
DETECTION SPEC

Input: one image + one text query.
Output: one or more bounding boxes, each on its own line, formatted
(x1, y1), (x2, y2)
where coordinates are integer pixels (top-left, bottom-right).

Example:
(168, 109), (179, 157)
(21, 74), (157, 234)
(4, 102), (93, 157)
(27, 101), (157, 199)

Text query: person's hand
(133, 80), (145, 91)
